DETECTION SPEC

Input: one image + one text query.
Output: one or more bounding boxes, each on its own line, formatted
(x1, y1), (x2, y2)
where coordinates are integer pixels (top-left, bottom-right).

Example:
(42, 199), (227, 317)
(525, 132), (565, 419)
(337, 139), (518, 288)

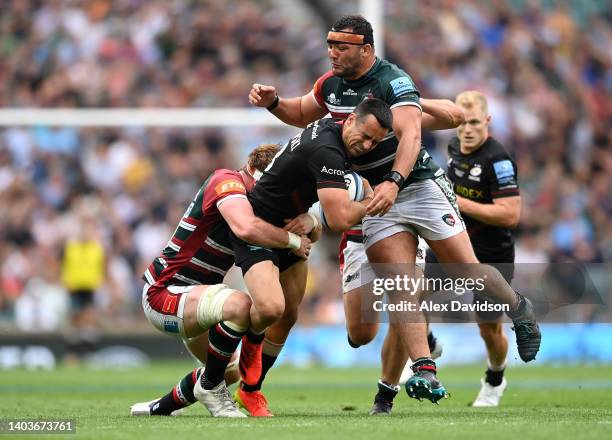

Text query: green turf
(1, 362), (611, 440)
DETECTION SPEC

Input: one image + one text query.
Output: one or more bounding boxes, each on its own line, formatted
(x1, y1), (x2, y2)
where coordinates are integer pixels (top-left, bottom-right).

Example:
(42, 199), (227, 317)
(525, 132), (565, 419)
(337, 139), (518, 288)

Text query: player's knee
(257, 299), (285, 325)
(347, 324), (377, 346)
(479, 323), (503, 342)
(224, 292), (252, 328)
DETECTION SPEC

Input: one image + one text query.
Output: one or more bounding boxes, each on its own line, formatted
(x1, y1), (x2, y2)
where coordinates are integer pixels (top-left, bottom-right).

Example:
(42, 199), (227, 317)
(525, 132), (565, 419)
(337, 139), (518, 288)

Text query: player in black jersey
(438, 91), (520, 406)
(234, 98), (393, 415)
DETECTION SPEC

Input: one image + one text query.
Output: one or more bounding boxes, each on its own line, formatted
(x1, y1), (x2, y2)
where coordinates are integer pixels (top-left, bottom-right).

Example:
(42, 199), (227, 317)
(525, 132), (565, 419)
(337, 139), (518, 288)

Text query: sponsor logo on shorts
(164, 320), (180, 334)
(416, 247), (424, 260)
(442, 214), (456, 227)
(162, 295), (178, 314)
(344, 272), (359, 284)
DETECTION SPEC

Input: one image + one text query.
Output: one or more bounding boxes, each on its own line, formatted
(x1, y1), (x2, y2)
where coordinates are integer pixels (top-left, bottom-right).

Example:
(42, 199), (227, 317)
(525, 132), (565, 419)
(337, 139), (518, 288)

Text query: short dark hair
(332, 15), (374, 46)
(354, 98), (393, 130)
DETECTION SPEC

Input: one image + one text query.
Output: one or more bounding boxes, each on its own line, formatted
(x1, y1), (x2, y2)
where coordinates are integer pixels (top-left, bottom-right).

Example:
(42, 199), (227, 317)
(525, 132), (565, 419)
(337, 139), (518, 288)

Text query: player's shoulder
(376, 58), (410, 77)
(315, 70), (337, 86)
(447, 136), (461, 154)
(305, 119), (345, 154)
(373, 58), (419, 104)
(375, 59), (416, 86)
(307, 118), (341, 140)
(206, 169), (246, 199)
(481, 137), (513, 162)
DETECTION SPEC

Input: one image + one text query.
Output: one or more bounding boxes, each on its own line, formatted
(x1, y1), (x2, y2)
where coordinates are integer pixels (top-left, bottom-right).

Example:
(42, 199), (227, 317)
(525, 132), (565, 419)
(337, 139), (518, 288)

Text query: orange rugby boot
(234, 386), (273, 417)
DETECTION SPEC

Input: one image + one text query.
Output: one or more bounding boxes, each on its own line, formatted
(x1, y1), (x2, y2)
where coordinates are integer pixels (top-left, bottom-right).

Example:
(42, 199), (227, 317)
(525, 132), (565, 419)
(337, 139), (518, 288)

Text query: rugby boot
(400, 331), (443, 384)
(234, 386), (273, 417)
(193, 380), (246, 417)
(368, 399), (393, 415)
(472, 378), (507, 407)
(130, 399), (183, 416)
(508, 294), (541, 362)
(405, 358), (449, 404)
(239, 335), (263, 386)
(368, 381), (398, 415)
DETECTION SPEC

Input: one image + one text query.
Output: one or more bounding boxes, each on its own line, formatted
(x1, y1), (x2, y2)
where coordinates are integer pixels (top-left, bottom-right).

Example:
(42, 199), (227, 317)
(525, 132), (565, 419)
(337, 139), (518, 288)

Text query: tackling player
(132, 144), (312, 418)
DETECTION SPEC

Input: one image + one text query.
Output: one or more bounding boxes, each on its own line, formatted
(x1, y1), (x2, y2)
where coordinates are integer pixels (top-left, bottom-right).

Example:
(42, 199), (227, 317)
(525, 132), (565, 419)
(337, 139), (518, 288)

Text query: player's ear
(346, 112), (356, 127)
(485, 115), (492, 125)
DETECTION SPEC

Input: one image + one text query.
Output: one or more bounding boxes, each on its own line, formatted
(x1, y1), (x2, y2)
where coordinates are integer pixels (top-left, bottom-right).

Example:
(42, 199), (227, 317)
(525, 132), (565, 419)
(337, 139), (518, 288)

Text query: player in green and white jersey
(248, 15), (541, 413)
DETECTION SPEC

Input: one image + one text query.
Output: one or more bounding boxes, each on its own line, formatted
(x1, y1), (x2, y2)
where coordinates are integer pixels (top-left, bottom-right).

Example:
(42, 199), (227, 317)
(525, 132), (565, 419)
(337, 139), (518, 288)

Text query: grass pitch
(1, 362), (611, 440)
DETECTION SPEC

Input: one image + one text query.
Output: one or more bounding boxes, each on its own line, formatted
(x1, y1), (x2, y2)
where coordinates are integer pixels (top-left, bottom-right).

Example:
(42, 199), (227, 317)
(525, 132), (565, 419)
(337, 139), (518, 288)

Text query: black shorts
(230, 231), (302, 275)
(425, 249), (514, 321)
(70, 289), (95, 312)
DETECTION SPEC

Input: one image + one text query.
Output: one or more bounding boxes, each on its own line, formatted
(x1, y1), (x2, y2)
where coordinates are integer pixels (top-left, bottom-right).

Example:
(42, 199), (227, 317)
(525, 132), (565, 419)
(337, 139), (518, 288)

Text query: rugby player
(248, 14), (541, 408)
(428, 91), (521, 406)
(132, 144), (312, 418)
(233, 98), (391, 416)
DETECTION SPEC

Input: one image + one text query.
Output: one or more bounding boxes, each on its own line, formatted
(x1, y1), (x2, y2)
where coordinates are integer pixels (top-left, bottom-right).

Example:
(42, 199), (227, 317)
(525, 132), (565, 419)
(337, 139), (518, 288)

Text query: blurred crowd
(0, 0), (325, 107)
(0, 0), (610, 333)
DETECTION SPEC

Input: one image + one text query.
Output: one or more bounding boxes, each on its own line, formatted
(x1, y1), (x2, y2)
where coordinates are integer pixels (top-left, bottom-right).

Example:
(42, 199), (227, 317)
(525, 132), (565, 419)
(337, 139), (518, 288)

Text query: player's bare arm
(283, 213), (323, 242)
(367, 105), (422, 216)
(421, 98), (466, 131)
(457, 195), (521, 229)
(249, 84), (326, 128)
(218, 197), (311, 259)
(317, 187), (372, 232)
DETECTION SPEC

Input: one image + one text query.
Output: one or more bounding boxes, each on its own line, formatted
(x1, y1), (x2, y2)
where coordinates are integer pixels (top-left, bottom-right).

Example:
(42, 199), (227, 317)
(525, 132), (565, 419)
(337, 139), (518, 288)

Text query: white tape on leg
(196, 284), (234, 330)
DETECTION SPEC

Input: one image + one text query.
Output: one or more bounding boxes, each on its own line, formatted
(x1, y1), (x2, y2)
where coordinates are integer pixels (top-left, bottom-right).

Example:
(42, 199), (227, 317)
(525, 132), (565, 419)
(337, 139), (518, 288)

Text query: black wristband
(266, 94), (280, 111)
(382, 171), (405, 189)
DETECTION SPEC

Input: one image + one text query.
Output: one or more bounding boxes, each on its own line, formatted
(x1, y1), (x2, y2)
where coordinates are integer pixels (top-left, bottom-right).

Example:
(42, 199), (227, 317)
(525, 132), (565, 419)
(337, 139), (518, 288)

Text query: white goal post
(0, 108), (286, 127)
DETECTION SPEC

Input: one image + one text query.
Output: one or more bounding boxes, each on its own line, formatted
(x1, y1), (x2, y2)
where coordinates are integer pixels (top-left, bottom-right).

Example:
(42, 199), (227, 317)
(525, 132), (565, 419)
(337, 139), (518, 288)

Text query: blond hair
(455, 90), (488, 116)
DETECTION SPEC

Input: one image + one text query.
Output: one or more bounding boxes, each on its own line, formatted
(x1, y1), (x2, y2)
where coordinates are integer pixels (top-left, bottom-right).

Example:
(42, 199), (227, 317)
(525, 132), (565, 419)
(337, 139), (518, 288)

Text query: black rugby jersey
(248, 118), (349, 226)
(447, 136), (520, 261)
(312, 57), (442, 187)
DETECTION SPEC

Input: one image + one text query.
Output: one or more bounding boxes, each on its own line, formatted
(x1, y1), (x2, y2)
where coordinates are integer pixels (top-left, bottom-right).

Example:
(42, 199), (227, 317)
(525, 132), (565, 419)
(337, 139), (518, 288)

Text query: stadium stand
(0, 0), (609, 331)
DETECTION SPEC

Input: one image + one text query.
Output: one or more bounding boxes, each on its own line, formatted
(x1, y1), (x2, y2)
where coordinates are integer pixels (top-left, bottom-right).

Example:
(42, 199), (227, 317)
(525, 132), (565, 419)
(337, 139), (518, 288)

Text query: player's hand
(361, 177), (373, 199)
(249, 83), (277, 108)
(292, 235), (312, 260)
(284, 214), (315, 235)
(366, 181), (399, 216)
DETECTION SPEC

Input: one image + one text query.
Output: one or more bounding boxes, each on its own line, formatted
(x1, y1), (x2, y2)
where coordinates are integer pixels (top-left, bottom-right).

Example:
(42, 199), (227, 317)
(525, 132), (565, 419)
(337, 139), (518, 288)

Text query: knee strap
(196, 284), (234, 330)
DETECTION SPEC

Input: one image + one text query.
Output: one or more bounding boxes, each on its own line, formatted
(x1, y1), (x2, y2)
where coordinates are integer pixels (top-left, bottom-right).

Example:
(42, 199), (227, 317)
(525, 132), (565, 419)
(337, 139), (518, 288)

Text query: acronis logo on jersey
(390, 77), (414, 96)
